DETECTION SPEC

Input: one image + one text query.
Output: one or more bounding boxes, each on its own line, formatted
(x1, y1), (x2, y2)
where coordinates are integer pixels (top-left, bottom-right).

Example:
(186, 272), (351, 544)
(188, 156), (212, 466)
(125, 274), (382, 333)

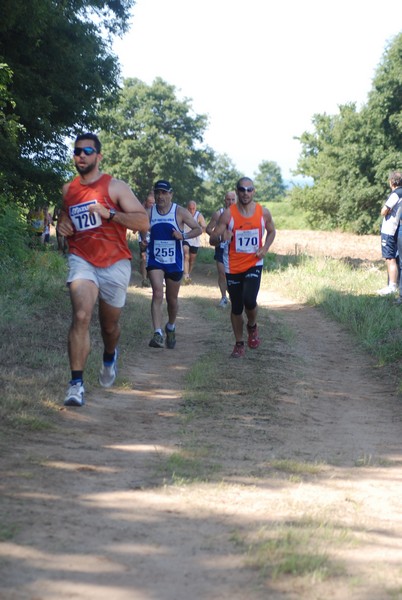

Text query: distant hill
(284, 175), (313, 188)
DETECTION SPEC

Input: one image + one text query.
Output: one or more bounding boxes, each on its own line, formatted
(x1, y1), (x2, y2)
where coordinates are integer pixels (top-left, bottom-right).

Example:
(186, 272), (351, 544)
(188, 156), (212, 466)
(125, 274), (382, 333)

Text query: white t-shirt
(381, 191), (402, 235)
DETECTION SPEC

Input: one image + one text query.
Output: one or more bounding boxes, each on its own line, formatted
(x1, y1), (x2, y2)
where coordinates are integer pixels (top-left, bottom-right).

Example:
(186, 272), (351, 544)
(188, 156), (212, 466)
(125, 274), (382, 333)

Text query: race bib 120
(70, 200), (102, 232)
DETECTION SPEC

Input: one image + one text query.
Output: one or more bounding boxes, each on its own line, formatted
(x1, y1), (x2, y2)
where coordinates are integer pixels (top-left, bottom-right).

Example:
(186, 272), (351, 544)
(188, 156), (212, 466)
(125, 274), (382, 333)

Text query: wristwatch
(107, 208), (116, 222)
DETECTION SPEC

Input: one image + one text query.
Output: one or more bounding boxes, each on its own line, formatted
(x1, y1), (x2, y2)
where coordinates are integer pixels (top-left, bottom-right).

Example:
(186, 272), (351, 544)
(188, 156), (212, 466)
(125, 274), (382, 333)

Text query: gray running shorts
(67, 254), (131, 308)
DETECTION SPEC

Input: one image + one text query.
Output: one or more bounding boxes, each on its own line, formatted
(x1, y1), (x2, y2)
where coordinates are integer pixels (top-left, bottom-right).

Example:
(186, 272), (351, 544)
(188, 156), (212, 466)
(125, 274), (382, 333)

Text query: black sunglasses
(237, 185), (254, 193)
(73, 147), (97, 156)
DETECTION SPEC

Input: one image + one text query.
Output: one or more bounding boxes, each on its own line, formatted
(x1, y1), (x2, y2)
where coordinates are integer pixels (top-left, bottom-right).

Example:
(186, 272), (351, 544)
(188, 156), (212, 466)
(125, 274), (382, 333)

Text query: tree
(99, 78), (214, 203)
(0, 63), (22, 200)
(254, 160), (286, 202)
(291, 32), (402, 233)
(0, 0), (134, 207)
(202, 153), (241, 213)
(366, 31), (402, 180)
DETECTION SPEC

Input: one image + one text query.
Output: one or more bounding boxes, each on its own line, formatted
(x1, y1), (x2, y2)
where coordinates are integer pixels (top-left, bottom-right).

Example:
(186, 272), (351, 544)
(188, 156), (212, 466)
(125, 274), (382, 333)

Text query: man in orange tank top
(57, 133), (149, 407)
(209, 177), (276, 358)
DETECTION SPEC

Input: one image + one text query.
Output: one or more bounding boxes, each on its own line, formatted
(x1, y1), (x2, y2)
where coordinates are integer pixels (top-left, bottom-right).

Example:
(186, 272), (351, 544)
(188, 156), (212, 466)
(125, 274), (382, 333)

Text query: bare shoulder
(109, 177), (132, 196)
(175, 204), (188, 221)
(108, 178), (143, 209)
(175, 205), (188, 218)
(219, 207), (231, 223)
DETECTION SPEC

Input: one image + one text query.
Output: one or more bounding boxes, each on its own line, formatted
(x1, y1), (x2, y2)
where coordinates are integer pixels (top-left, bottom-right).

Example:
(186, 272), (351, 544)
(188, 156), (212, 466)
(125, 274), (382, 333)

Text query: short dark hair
(389, 170), (402, 188)
(237, 176), (253, 188)
(75, 132), (101, 154)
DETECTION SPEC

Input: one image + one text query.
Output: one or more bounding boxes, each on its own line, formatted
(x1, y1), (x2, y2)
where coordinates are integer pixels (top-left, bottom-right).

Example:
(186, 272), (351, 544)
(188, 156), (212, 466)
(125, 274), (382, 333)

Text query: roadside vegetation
(267, 254), (402, 367)
(265, 199), (310, 230)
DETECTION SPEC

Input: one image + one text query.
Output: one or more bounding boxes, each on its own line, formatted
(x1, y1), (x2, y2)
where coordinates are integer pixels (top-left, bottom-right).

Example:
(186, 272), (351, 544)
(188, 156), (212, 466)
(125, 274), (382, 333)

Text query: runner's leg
(165, 278), (181, 325)
(68, 279), (98, 370)
(99, 299), (122, 355)
(217, 261), (227, 298)
(148, 269), (165, 331)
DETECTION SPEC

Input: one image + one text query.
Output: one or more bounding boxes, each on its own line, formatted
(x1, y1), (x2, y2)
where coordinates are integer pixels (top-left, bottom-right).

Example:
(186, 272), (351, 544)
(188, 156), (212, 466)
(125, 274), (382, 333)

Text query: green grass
(196, 246), (216, 264)
(264, 200), (310, 230)
(266, 253), (402, 371)
(269, 459), (326, 477)
(0, 522), (19, 541)
(243, 519), (349, 581)
(156, 450), (222, 485)
(0, 250), (71, 431)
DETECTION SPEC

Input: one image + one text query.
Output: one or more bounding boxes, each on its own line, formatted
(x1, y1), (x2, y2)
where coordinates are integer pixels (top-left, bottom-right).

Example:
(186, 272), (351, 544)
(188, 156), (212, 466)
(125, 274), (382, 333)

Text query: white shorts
(67, 254), (131, 308)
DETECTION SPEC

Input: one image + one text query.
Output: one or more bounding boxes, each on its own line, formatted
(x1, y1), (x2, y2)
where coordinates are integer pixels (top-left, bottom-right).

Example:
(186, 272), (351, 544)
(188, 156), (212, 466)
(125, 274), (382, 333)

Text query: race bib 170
(235, 228), (260, 253)
(70, 200), (102, 232)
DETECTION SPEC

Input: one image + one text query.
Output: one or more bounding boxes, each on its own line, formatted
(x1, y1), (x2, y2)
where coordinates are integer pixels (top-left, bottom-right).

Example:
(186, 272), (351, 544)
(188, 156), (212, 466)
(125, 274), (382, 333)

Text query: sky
(113, 0), (401, 182)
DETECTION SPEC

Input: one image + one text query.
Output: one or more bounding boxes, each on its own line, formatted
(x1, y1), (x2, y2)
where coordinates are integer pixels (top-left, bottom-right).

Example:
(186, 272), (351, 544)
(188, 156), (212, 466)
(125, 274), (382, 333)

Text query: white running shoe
(377, 285), (398, 296)
(218, 297), (229, 307)
(99, 350), (118, 388)
(64, 382), (85, 407)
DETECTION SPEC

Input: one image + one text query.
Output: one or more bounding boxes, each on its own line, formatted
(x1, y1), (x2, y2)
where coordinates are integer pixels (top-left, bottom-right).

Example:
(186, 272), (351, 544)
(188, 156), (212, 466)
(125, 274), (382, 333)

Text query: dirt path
(1, 253), (402, 599)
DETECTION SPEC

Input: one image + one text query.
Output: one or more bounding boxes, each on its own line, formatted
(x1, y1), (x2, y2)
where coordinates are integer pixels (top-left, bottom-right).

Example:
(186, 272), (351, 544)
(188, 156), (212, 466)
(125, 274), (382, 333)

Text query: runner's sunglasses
(73, 147), (97, 156)
(237, 185), (254, 193)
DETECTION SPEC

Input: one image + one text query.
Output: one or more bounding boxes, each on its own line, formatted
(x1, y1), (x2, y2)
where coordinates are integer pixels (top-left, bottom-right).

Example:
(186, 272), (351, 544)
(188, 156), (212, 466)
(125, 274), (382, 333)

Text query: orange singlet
(223, 203), (265, 274)
(63, 174), (131, 267)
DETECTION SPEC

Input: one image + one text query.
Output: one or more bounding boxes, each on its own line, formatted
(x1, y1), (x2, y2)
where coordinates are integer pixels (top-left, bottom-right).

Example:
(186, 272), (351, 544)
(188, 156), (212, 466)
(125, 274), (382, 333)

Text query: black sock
(71, 371), (83, 383)
(103, 350), (115, 364)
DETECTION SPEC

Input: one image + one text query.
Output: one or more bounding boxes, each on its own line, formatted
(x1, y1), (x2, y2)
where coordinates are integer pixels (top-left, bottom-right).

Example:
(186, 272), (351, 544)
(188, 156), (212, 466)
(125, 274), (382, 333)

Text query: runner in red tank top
(209, 177), (276, 358)
(57, 133), (149, 407)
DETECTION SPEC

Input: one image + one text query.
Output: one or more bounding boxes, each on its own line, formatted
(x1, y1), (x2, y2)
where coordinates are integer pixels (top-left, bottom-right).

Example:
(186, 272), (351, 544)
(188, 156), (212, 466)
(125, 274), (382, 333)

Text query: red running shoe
(231, 342), (245, 358)
(247, 324), (260, 349)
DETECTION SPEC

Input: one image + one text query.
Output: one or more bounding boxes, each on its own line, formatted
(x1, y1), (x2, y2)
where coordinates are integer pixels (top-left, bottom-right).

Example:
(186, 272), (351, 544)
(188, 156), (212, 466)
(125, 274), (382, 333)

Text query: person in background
(27, 206), (46, 244)
(42, 208), (53, 244)
(377, 170), (402, 296)
(53, 205), (68, 254)
(182, 200), (206, 284)
(140, 180), (201, 349)
(138, 191), (155, 287)
(209, 177), (276, 358)
(206, 190), (237, 306)
(57, 132), (149, 407)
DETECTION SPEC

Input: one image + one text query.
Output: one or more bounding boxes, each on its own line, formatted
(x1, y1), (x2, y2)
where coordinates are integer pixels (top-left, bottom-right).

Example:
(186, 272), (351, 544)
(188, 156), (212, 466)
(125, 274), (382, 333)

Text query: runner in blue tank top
(147, 201), (184, 273)
(139, 180), (202, 349)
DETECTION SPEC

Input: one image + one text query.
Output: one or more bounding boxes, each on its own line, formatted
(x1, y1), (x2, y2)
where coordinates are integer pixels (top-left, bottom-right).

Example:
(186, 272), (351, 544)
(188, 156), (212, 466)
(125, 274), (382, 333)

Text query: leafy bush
(0, 199), (30, 261)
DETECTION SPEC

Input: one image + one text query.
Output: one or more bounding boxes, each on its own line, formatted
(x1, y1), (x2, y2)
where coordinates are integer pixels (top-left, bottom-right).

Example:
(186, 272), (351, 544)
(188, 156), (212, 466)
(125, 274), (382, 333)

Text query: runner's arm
(173, 207), (202, 240)
(208, 209), (232, 246)
(198, 212), (207, 233)
(138, 208), (152, 251)
(88, 178), (150, 232)
(56, 184), (75, 237)
(206, 210), (219, 236)
(255, 208), (276, 259)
